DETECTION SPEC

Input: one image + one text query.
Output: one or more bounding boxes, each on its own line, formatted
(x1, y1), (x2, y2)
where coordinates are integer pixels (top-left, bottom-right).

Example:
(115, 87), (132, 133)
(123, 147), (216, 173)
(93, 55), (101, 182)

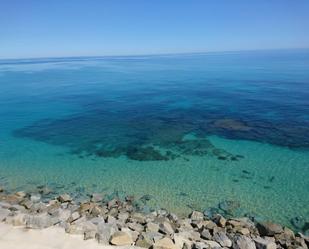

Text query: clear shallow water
(0, 50), (308, 231)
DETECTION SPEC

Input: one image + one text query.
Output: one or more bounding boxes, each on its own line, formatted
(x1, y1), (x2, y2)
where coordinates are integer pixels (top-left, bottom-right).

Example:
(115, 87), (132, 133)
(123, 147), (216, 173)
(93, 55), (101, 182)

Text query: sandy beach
(0, 222), (139, 249)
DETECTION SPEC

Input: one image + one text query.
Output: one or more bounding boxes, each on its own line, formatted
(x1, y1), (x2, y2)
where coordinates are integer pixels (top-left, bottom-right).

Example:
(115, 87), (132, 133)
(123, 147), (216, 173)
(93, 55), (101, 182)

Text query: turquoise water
(0, 50), (308, 231)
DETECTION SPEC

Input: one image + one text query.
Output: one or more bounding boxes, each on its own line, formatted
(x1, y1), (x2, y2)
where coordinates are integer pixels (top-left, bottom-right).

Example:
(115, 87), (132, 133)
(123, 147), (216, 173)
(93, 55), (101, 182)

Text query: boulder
(84, 230), (96, 240)
(254, 237), (276, 249)
(213, 231), (232, 247)
(190, 211), (204, 221)
(20, 199), (33, 209)
(213, 214), (226, 227)
(15, 191), (27, 198)
(66, 220), (97, 235)
(233, 235), (256, 249)
(153, 237), (179, 249)
(91, 193), (103, 202)
(90, 205), (101, 216)
(68, 211), (80, 223)
(202, 240), (222, 248)
(159, 221), (175, 235)
(118, 211), (129, 222)
(131, 212), (146, 224)
(136, 236), (153, 248)
(96, 222), (117, 244)
(142, 231), (163, 243)
(174, 233), (192, 249)
(58, 194), (72, 203)
(128, 222), (144, 232)
(110, 231), (134, 246)
(25, 214), (59, 229)
(30, 194), (41, 203)
(257, 222), (283, 236)
(200, 228), (212, 240)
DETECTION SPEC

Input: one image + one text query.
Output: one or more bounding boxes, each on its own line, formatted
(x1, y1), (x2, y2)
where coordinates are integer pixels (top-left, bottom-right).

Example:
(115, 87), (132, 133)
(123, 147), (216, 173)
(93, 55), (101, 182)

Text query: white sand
(0, 223), (138, 249)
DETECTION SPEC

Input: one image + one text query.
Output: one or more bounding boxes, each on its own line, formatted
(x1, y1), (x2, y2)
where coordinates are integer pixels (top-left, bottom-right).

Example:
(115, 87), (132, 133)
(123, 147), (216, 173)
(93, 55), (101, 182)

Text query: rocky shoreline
(0, 188), (308, 249)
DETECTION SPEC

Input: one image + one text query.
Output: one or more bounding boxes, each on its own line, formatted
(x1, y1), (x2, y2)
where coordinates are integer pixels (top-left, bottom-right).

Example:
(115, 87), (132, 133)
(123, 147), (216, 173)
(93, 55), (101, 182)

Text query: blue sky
(1, 0), (309, 58)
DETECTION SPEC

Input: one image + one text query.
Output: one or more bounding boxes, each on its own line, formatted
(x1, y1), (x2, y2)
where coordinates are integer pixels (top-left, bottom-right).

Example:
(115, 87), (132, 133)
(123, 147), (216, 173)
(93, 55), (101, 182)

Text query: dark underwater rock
(213, 118), (252, 131)
(126, 146), (169, 161)
(218, 200), (242, 216)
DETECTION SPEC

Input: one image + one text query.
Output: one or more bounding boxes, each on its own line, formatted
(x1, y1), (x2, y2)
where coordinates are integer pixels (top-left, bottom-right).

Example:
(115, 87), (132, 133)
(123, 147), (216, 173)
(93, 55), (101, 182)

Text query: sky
(0, 0), (309, 59)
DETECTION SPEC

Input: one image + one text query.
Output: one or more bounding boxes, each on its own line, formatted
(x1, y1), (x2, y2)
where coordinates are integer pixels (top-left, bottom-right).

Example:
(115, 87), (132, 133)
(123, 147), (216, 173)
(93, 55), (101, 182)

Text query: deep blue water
(0, 49), (308, 232)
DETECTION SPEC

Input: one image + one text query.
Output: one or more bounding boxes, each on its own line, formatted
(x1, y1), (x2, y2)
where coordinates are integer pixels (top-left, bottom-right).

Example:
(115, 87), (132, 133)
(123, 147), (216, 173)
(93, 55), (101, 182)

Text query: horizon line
(1, 47), (308, 61)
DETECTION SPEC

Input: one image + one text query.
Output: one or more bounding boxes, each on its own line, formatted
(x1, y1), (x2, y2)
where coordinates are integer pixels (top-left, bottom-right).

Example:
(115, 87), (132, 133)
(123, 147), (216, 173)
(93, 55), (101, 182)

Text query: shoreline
(0, 189), (308, 249)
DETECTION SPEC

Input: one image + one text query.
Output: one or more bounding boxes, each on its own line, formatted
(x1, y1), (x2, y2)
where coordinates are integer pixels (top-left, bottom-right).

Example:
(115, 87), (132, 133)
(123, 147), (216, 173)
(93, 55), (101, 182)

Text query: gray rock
(20, 199), (33, 209)
(58, 194), (72, 203)
(213, 214), (226, 227)
(257, 222), (283, 236)
(128, 222), (144, 232)
(201, 228), (212, 240)
(131, 212), (146, 224)
(177, 230), (201, 241)
(200, 240), (221, 248)
(30, 194), (41, 203)
(141, 231), (163, 243)
(84, 230), (96, 240)
(136, 236), (153, 248)
(68, 211), (80, 223)
(30, 202), (47, 213)
(159, 221), (174, 235)
(57, 209), (71, 221)
(38, 186), (53, 195)
(121, 227), (139, 242)
(254, 237), (276, 249)
(90, 205), (101, 217)
(213, 231), (232, 247)
(25, 213), (59, 229)
(96, 222), (117, 244)
(174, 234), (192, 249)
(190, 211), (204, 221)
(66, 220), (97, 235)
(168, 213), (179, 222)
(233, 235), (256, 249)
(118, 211), (129, 222)
(146, 222), (160, 232)
(91, 193), (104, 202)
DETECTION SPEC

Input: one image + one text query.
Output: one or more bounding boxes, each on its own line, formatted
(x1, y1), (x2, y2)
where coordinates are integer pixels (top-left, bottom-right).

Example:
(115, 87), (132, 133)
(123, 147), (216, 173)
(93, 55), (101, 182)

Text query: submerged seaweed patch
(13, 106), (245, 161)
(12, 89), (309, 162)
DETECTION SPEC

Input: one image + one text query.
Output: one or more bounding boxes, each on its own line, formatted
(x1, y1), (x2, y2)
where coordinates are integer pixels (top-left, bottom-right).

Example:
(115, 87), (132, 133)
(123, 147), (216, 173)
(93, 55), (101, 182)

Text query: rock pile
(0, 190), (308, 249)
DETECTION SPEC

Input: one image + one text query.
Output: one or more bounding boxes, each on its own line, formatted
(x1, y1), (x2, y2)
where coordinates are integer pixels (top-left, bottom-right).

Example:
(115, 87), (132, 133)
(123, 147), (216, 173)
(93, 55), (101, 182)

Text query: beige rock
(153, 237), (179, 249)
(235, 227), (250, 235)
(58, 194), (72, 203)
(131, 212), (146, 224)
(146, 222), (160, 232)
(136, 235), (153, 248)
(203, 240), (222, 248)
(110, 231), (134, 246)
(189, 211), (204, 221)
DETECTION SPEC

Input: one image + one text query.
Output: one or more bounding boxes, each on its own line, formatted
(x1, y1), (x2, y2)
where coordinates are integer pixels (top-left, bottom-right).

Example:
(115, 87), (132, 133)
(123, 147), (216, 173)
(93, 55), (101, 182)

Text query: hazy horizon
(1, 47), (309, 61)
(1, 0), (309, 59)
